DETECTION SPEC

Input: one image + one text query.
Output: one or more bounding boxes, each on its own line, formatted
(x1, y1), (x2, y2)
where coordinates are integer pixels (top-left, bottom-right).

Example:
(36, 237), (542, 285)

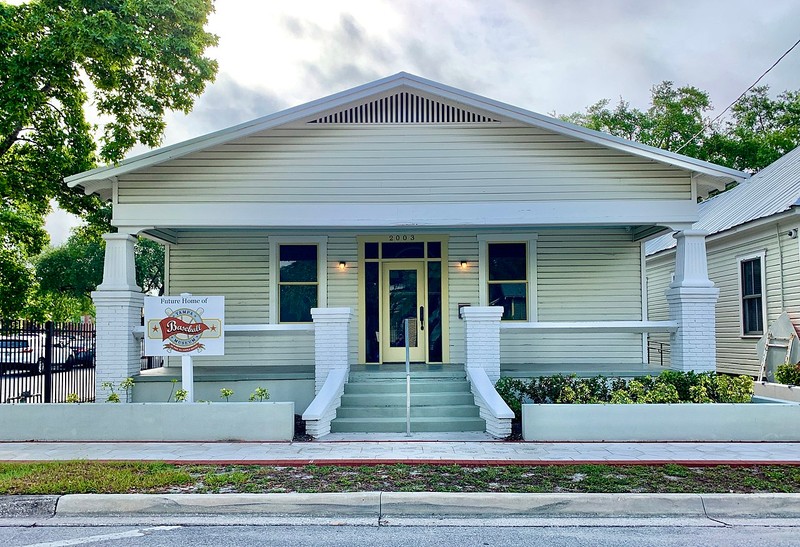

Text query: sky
(45, 0), (800, 244)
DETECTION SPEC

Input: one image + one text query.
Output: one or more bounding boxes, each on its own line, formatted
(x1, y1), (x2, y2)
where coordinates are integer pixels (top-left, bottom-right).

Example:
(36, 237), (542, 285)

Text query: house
(646, 146), (800, 377)
(67, 73), (747, 437)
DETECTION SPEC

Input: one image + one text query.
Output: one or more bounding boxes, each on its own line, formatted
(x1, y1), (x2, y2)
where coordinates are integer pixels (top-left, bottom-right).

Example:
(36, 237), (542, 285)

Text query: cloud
(160, 73), (288, 145)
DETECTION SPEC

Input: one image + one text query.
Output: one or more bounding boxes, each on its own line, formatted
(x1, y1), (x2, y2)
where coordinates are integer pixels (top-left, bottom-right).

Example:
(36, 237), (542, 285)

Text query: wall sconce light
(338, 261), (347, 270)
(460, 260), (468, 269)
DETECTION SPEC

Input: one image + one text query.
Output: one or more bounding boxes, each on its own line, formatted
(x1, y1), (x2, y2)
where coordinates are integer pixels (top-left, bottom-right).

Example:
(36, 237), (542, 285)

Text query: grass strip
(1, 462), (799, 495)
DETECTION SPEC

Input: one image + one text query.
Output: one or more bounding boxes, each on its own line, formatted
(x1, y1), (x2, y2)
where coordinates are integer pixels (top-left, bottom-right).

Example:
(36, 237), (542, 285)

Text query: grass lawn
(1, 462), (799, 495)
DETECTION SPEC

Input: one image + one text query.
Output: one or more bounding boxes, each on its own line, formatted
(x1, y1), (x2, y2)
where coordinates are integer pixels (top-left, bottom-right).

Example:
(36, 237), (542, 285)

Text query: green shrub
(496, 370), (754, 406)
(776, 362), (800, 385)
(715, 375), (754, 403)
(494, 377), (525, 419)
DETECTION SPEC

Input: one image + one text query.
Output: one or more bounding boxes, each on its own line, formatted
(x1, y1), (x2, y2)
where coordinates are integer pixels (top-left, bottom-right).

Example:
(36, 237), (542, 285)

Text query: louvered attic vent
(308, 92), (499, 124)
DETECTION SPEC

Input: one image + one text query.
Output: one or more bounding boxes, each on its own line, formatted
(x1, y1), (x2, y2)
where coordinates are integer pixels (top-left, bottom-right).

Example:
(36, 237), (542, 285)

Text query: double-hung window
(269, 237), (327, 324)
(479, 235), (537, 321)
(739, 253), (765, 336)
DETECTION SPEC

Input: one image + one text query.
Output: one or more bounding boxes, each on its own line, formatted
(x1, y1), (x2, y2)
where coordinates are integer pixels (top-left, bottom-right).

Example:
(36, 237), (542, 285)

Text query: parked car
(66, 348), (95, 368)
(0, 338), (45, 375)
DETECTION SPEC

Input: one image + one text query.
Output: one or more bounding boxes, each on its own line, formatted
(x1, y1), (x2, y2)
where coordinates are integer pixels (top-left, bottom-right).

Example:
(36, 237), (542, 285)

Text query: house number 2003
(388, 235), (415, 241)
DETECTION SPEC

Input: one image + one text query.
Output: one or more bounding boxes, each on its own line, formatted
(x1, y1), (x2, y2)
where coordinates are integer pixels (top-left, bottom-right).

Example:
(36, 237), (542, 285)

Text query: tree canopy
(0, 0), (217, 318)
(561, 82), (800, 173)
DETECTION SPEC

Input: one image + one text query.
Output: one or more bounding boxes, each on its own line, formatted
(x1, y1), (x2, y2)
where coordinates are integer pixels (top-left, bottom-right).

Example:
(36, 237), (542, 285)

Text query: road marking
(21, 526), (181, 547)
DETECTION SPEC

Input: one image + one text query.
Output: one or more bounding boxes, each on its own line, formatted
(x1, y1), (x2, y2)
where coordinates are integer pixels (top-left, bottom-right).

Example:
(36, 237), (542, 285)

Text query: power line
(674, 36), (800, 154)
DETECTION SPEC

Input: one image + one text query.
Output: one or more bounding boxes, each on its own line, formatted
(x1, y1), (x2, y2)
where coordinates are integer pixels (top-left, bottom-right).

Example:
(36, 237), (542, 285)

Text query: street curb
(48, 492), (800, 519)
(0, 495), (59, 518)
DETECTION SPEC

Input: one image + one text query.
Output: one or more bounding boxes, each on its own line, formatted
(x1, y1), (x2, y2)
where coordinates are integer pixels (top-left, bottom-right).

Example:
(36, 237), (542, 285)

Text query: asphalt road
(2, 523), (800, 547)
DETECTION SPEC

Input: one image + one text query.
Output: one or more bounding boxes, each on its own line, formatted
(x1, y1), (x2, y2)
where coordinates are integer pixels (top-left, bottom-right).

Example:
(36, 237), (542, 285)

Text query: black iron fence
(0, 320), (96, 403)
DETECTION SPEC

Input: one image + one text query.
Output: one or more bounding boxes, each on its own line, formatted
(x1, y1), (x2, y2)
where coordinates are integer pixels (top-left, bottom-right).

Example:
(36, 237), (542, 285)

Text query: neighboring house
(67, 73), (747, 436)
(646, 146), (800, 376)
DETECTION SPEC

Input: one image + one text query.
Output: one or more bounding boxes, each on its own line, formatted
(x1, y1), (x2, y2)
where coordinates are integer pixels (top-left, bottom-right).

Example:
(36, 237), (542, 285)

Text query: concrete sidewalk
(1, 438), (799, 465)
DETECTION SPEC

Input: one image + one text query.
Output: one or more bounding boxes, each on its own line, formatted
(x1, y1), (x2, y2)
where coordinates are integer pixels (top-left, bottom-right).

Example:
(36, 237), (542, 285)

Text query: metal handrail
(404, 318), (411, 437)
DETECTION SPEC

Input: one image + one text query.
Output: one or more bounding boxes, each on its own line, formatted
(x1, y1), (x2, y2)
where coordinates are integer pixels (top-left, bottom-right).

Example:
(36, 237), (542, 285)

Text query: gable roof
(646, 146), (800, 256)
(66, 72), (748, 197)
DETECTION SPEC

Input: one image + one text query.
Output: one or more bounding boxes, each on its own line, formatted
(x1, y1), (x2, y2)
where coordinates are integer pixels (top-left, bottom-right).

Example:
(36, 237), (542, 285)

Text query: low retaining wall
(754, 382), (800, 404)
(522, 403), (800, 442)
(0, 402), (295, 442)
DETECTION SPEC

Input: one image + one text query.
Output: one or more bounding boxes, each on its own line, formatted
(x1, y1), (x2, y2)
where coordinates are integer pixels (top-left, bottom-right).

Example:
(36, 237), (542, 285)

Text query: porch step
(331, 417), (487, 433)
(343, 380), (471, 395)
(330, 369), (485, 434)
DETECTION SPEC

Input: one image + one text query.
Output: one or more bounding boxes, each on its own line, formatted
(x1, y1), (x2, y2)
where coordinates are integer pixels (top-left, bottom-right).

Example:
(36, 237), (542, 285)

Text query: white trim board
(112, 200), (700, 230)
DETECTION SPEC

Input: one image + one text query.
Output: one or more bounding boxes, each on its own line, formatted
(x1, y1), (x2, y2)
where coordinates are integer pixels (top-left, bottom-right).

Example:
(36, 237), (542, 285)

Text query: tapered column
(666, 230), (719, 372)
(92, 233), (143, 401)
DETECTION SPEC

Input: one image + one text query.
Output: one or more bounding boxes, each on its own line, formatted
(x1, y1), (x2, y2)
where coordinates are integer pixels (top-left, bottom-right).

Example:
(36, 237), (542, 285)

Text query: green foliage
(119, 377), (135, 403)
(65, 393), (79, 404)
(0, 0), (216, 318)
(220, 388), (233, 402)
(494, 377), (526, 418)
(496, 371), (754, 406)
(776, 363), (800, 386)
(561, 82), (800, 174)
(248, 387), (270, 402)
(174, 389), (188, 403)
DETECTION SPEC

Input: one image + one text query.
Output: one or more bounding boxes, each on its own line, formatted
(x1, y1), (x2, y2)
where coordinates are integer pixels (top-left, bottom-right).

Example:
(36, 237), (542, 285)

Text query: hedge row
(495, 371), (754, 419)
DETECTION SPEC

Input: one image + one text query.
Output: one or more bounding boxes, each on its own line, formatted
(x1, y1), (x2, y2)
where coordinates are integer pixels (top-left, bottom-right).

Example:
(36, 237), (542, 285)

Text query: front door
(381, 261), (426, 362)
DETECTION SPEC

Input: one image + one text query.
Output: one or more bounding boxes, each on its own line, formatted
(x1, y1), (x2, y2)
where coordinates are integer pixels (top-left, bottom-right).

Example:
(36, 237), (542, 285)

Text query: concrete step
(349, 368), (466, 381)
(330, 416), (487, 433)
(336, 404), (481, 419)
(340, 392), (476, 407)
(344, 380), (471, 394)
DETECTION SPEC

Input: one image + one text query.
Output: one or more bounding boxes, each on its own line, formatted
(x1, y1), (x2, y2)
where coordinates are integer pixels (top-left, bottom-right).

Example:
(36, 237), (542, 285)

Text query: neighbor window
(278, 244), (318, 323)
(740, 255), (764, 336)
(487, 242), (528, 320)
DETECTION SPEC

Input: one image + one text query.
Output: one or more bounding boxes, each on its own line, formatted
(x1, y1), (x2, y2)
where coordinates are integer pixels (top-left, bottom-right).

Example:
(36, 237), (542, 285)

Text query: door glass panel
(365, 262), (380, 362)
(389, 269), (418, 348)
(427, 262), (443, 362)
(382, 242), (424, 259)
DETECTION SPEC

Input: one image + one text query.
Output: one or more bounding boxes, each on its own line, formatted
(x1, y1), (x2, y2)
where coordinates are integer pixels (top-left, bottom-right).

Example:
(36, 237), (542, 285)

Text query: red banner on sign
(159, 317), (210, 340)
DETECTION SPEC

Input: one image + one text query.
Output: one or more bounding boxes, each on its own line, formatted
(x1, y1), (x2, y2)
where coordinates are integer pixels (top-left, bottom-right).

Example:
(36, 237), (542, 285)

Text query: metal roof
(67, 72), (748, 196)
(646, 146), (800, 256)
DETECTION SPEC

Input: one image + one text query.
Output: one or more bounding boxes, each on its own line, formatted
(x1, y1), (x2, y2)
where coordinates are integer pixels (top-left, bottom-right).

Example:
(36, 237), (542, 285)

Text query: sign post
(144, 294), (224, 403)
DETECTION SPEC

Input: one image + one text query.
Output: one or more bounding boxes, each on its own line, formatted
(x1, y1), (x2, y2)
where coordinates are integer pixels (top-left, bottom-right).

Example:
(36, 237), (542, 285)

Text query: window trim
(737, 250), (766, 338)
(269, 236), (327, 324)
(478, 234), (538, 321)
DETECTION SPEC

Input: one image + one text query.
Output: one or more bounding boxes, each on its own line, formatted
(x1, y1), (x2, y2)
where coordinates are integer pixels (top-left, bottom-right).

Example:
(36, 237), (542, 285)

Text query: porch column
(665, 229), (719, 372)
(311, 307), (352, 393)
(91, 233), (143, 402)
(463, 306), (504, 382)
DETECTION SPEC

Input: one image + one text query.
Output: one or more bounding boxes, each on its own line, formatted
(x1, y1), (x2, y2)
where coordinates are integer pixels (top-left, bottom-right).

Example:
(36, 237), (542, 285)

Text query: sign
(144, 295), (224, 356)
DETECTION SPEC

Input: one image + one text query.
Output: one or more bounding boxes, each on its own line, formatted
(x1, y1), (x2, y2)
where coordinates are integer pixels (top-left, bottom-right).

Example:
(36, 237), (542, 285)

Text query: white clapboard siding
(326, 235), (360, 366)
(117, 126), (691, 204)
(447, 234), (480, 364)
(644, 253), (674, 367)
(646, 222), (800, 376)
(504, 229), (643, 365)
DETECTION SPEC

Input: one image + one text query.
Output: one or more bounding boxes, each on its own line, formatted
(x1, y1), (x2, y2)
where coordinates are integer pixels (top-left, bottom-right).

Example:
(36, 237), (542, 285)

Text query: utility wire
(674, 36), (800, 154)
